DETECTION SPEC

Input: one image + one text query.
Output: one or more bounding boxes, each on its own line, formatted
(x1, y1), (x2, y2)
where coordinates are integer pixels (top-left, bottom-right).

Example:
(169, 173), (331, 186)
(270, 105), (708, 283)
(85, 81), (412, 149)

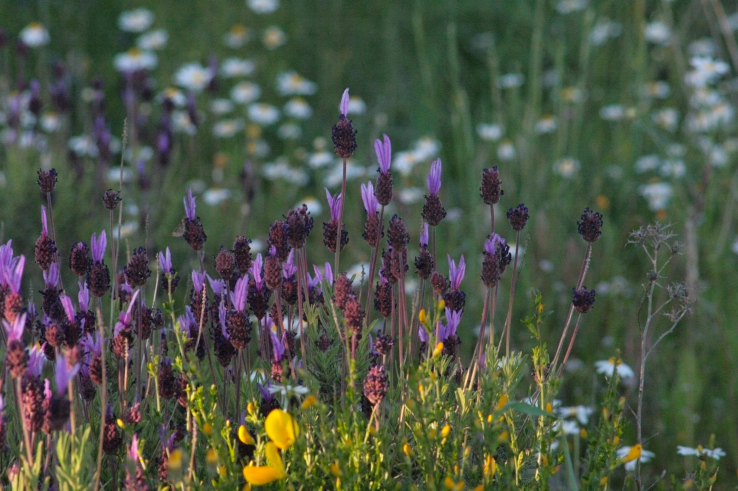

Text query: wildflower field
(0, 0), (736, 489)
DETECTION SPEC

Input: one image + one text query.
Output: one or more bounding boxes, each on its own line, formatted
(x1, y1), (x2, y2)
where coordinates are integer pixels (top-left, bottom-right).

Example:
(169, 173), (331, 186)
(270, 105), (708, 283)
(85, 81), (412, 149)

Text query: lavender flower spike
(43, 262), (59, 288)
(28, 344), (45, 377)
(184, 189), (197, 220)
(232, 276), (248, 311)
(250, 254), (264, 289)
(158, 247), (173, 274)
(3, 313), (26, 342)
(59, 295), (76, 323)
(191, 270), (207, 294)
(54, 360), (80, 396)
(323, 262), (333, 285)
(427, 158), (442, 196)
(82, 332), (103, 357)
(78, 282), (90, 312)
(282, 250), (297, 278)
(325, 188), (342, 221)
(90, 231), (107, 263)
(484, 234), (504, 255)
(7, 255), (25, 294)
(448, 254), (466, 291)
(361, 182), (378, 215)
(270, 331), (285, 362)
(374, 134), (392, 174)
(420, 222), (429, 248)
(129, 434), (141, 462)
(218, 304), (229, 339)
(114, 289), (140, 337)
(340, 88), (350, 117)
(41, 205), (49, 235)
(444, 307), (461, 339)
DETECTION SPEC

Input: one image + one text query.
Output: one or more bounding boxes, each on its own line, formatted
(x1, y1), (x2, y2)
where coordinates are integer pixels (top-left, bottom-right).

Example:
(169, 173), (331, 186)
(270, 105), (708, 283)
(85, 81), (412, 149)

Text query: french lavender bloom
(90, 231), (107, 263)
(78, 282), (90, 312)
(6, 254), (24, 294)
(282, 250), (297, 278)
(114, 290), (140, 337)
(325, 188), (342, 221)
(207, 274), (226, 298)
(218, 304), (229, 339)
(484, 234), (505, 254)
(250, 254), (265, 290)
(340, 88), (350, 117)
(43, 262), (59, 289)
(427, 158), (442, 196)
(41, 205), (49, 235)
(82, 332), (103, 358)
(183, 189), (197, 221)
(158, 247), (173, 274)
(3, 313), (26, 342)
(422, 159), (446, 226)
(374, 134), (392, 174)
(129, 434), (141, 462)
(418, 324), (429, 344)
(448, 254), (465, 291)
(54, 359), (80, 396)
(361, 181), (378, 215)
(28, 344), (45, 378)
(232, 275), (248, 311)
(312, 262), (333, 286)
(420, 222), (429, 248)
(59, 295), (76, 323)
(191, 270), (207, 294)
(270, 330), (286, 362)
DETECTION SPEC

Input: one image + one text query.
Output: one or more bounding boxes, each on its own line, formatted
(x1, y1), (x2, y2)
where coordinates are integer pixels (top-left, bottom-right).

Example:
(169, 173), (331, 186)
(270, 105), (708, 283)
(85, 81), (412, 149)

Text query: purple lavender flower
(418, 324), (429, 344)
(420, 223), (429, 248)
(59, 295), (76, 323)
(447, 254), (465, 291)
(78, 282), (90, 313)
(91, 231), (107, 263)
(437, 308), (461, 342)
(250, 254), (264, 290)
(129, 434), (140, 462)
(232, 276), (248, 311)
(340, 88), (350, 117)
(6, 254), (24, 294)
(43, 262), (59, 289)
(54, 360), (80, 396)
(28, 344), (45, 377)
(159, 425), (176, 453)
(374, 134), (392, 174)
(257, 382), (274, 403)
(325, 188), (342, 221)
(312, 262), (333, 286)
(2, 313), (25, 342)
(207, 274), (226, 298)
(184, 189), (197, 221)
(270, 331), (286, 362)
(191, 270), (207, 294)
(427, 158), (442, 196)
(218, 304), (229, 339)
(41, 205), (49, 235)
(361, 182), (378, 215)
(282, 250), (297, 278)
(82, 332), (103, 358)
(158, 247), (173, 274)
(484, 234), (505, 255)
(114, 290), (140, 337)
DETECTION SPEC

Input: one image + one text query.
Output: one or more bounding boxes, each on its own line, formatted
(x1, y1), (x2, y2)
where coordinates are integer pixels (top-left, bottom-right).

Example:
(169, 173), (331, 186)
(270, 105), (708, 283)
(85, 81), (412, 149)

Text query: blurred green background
(2, 0), (738, 483)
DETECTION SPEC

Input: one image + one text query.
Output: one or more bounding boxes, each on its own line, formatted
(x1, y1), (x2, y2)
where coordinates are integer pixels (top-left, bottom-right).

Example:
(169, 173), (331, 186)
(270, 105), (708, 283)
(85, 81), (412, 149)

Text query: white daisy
(267, 383), (308, 410)
(212, 118), (245, 138)
(498, 141), (517, 161)
(174, 63), (212, 93)
(535, 115), (558, 134)
(19, 22), (50, 47)
(677, 446), (726, 460)
(136, 29), (168, 50)
(159, 88), (187, 107)
(209, 99), (234, 116)
(247, 139), (270, 158)
(118, 9), (154, 33)
(639, 182), (673, 211)
(276, 71), (317, 96)
(659, 159), (686, 178)
(247, 103), (280, 126)
(556, 0), (587, 14)
(307, 151), (333, 169)
(397, 187), (424, 205)
(40, 113), (61, 133)
(557, 406), (593, 425)
(277, 123), (301, 140)
(553, 158), (580, 178)
(297, 196), (322, 216)
(685, 56), (730, 88)
(635, 154), (661, 173)
(172, 111), (197, 135)
(323, 160), (366, 187)
(284, 98), (313, 119)
(230, 82), (261, 104)
(618, 446), (655, 472)
(223, 25), (250, 48)
(106, 166), (132, 184)
(644, 21), (670, 45)
(651, 108), (679, 132)
(68, 135), (99, 158)
(590, 19), (622, 46)
(595, 358), (635, 380)
(114, 49), (158, 72)
(262, 26), (287, 50)
(220, 58), (256, 78)
(498, 73), (524, 89)
(248, 0), (279, 14)
(113, 221), (139, 239)
(644, 81), (671, 99)
(346, 97), (366, 115)
(203, 188), (232, 206)
(477, 123), (503, 141)
(599, 104), (625, 121)
(412, 137), (441, 160)
(393, 151), (420, 177)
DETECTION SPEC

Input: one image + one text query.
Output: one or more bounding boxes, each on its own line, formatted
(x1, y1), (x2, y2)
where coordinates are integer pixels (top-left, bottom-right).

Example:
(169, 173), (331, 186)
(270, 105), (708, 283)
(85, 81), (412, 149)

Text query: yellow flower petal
(496, 394), (508, 411)
(238, 425), (255, 445)
(621, 444), (642, 464)
(265, 442), (285, 475)
(441, 425), (451, 438)
(265, 410), (299, 450)
(432, 342), (444, 358)
(403, 443), (413, 456)
(301, 395), (317, 410)
(418, 309), (427, 325)
(242, 465), (285, 486)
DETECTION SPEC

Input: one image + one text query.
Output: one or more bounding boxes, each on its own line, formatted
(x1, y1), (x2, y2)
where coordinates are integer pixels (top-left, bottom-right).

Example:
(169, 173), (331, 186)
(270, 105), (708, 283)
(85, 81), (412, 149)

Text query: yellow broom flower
(265, 409), (299, 450)
(242, 442), (286, 485)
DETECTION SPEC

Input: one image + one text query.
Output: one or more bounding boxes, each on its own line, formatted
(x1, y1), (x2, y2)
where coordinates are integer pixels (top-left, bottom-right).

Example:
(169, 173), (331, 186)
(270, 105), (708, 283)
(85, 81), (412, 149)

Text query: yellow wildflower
(203, 423), (213, 435)
(444, 476), (464, 490)
(484, 455), (497, 476)
(496, 394), (508, 411)
(441, 425), (451, 438)
(242, 442), (286, 485)
(432, 342), (444, 358)
(301, 395), (317, 410)
(620, 444), (642, 464)
(418, 309), (427, 325)
(247, 402), (256, 416)
(403, 443), (413, 456)
(238, 425), (255, 446)
(265, 409), (299, 450)
(330, 462), (341, 476)
(168, 449), (183, 472)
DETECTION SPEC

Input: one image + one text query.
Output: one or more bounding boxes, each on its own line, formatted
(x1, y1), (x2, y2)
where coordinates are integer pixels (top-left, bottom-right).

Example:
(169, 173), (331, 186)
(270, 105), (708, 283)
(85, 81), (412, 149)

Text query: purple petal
(339, 88), (350, 116)
(427, 158), (442, 196)
(324, 262), (333, 285)
(43, 262), (59, 289)
(184, 189), (197, 221)
(420, 222), (429, 248)
(361, 182), (378, 215)
(55, 361), (80, 395)
(60, 295), (76, 322)
(41, 205), (48, 235)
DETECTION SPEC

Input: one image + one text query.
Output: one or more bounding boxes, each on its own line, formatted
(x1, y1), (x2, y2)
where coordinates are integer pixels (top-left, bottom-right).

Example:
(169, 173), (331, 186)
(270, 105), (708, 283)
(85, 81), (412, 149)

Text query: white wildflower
(553, 158), (580, 178)
(248, 0), (279, 14)
(231, 82), (261, 104)
(284, 98), (313, 119)
(174, 63), (212, 93)
(644, 21), (670, 45)
(118, 9), (154, 33)
(477, 123), (503, 141)
(595, 358), (635, 380)
(247, 103), (280, 126)
(19, 22), (50, 47)
(262, 26), (287, 50)
(136, 29), (168, 50)
(221, 58), (256, 78)
(114, 49), (158, 72)
(277, 71), (317, 96)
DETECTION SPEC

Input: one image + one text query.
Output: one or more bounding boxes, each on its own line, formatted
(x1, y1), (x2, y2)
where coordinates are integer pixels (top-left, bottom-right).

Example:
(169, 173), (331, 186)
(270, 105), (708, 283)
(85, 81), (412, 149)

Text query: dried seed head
(443, 290), (466, 314)
(268, 221), (291, 261)
(374, 330), (395, 355)
(315, 329), (334, 352)
(322, 220), (348, 253)
(414, 249), (433, 280)
(379, 248), (397, 285)
(343, 294), (364, 335)
(373, 281), (393, 318)
(480, 166), (503, 204)
(264, 253), (282, 291)
(6, 340), (28, 379)
(375, 171), (393, 206)
(362, 213), (383, 248)
(37, 169), (58, 193)
(431, 272), (449, 297)
(507, 203), (530, 231)
(577, 208), (603, 243)
(87, 262), (111, 298)
(183, 218), (207, 251)
(387, 215), (410, 251)
(158, 359), (176, 400)
(572, 286), (596, 314)
(285, 204), (313, 249)
(102, 189), (121, 210)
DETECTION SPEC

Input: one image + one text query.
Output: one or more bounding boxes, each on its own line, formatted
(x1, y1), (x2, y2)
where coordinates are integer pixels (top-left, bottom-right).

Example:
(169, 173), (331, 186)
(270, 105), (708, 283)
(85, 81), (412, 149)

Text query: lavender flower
(59, 295), (76, 323)
(361, 182), (378, 216)
(129, 434), (141, 462)
(3, 313), (26, 342)
(447, 255), (465, 291)
(282, 250), (297, 278)
(54, 360), (80, 396)
(420, 223), (429, 248)
(78, 282), (90, 313)
(91, 231), (107, 263)
(218, 304), (229, 339)
(427, 158), (442, 196)
(207, 274), (226, 298)
(418, 324), (429, 344)
(28, 344), (45, 377)
(43, 262), (59, 289)
(374, 134), (392, 174)
(340, 88), (350, 117)
(158, 247), (173, 274)
(114, 290), (140, 337)
(437, 308), (461, 342)
(250, 254), (265, 290)
(184, 189), (197, 220)
(192, 270), (207, 295)
(182, 190), (207, 251)
(232, 275), (248, 311)
(6, 254), (24, 295)
(82, 332), (103, 358)
(326, 188), (342, 221)
(270, 331), (286, 362)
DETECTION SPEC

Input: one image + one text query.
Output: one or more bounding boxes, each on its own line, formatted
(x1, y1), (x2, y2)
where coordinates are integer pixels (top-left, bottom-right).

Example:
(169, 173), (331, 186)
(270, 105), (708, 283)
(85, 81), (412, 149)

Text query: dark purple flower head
(340, 88), (350, 117)
(270, 330), (286, 362)
(232, 275), (248, 311)
(361, 182), (378, 215)
(60, 295), (76, 323)
(191, 270), (206, 294)
(325, 188), (342, 221)
(6, 254), (24, 294)
(78, 282), (90, 312)
(158, 247), (173, 274)
(184, 189), (197, 221)
(427, 158), (442, 196)
(374, 134), (392, 174)
(250, 254), (264, 290)
(55, 360), (80, 396)
(447, 254), (465, 291)
(41, 205), (49, 235)
(28, 344), (45, 378)
(91, 231), (107, 263)
(3, 313), (25, 342)
(282, 250), (296, 278)
(420, 223), (429, 248)
(43, 262), (59, 289)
